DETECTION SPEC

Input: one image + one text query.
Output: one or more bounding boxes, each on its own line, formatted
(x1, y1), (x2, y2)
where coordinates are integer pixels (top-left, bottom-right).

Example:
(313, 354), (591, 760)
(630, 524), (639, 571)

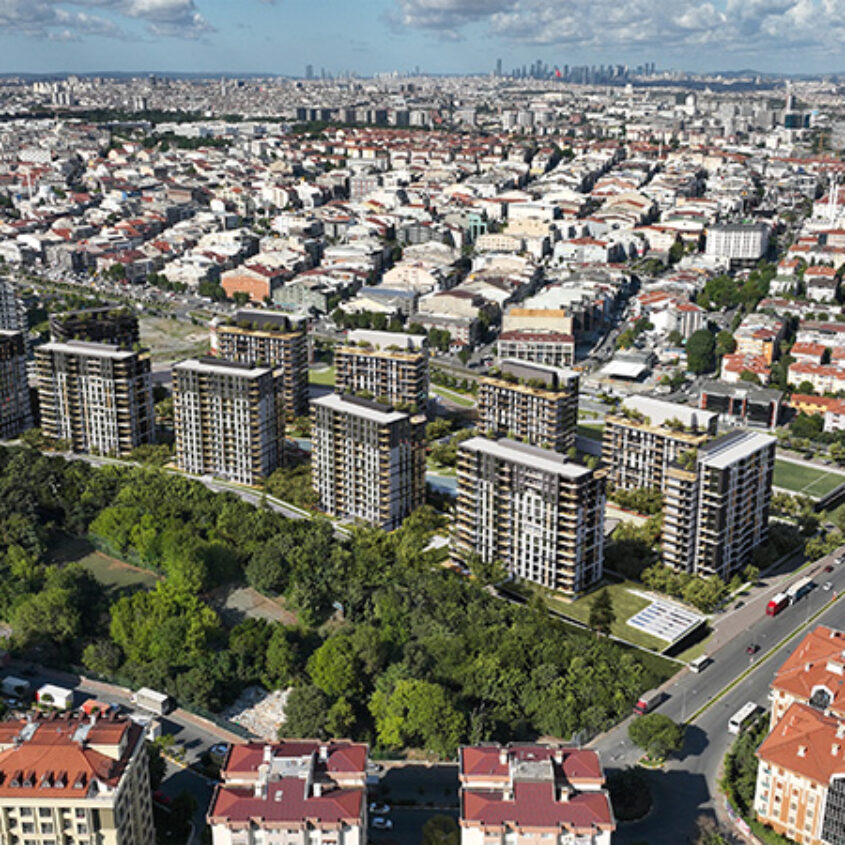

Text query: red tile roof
(773, 626), (845, 717)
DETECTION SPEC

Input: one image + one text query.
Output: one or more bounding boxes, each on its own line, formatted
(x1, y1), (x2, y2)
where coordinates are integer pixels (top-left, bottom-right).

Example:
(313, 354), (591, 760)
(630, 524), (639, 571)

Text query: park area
(772, 459), (844, 499)
(308, 365), (336, 386)
(49, 537), (159, 594)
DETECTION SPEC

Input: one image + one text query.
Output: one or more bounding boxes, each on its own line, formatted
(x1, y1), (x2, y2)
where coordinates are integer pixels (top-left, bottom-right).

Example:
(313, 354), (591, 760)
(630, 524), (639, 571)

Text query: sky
(1, 0), (845, 76)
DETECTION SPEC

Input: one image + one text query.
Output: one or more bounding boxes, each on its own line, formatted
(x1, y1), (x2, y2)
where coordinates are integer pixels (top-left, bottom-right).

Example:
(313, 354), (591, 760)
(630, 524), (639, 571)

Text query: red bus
(766, 592), (789, 616)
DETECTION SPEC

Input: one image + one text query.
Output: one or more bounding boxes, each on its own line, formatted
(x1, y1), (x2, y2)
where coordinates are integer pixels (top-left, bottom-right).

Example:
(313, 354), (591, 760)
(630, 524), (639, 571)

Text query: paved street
(593, 565), (845, 844)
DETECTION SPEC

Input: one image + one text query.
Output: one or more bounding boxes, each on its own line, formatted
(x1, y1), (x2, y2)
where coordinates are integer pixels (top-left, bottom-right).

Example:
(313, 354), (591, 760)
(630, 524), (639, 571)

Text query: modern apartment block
(35, 341), (155, 456)
(334, 328), (429, 410)
(459, 743), (615, 845)
(478, 359), (579, 453)
(0, 712), (155, 845)
(210, 310), (309, 419)
(207, 740), (368, 845)
(49, 306), (140, 348)
(311, 393), (426, 530)
(452, 437), (606, 596)
(0, 278), (26, 332)
(705, 222), (770, 262)
(602, 396), (718, 492)
(497, 330), (575, 368)
(173, 358), (285, 486)
(0, 330), (32, 438)
(662, 430), (775, 578)
(754, 627), (845, 845)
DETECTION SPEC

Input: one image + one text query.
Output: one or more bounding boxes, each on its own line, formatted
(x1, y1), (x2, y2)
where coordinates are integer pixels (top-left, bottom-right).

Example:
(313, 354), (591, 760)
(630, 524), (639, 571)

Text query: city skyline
(3, 0), (845, 77)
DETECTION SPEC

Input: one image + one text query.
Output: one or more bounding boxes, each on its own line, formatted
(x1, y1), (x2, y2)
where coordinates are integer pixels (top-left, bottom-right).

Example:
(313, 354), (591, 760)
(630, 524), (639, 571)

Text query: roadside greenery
(0, 445), (671, 758)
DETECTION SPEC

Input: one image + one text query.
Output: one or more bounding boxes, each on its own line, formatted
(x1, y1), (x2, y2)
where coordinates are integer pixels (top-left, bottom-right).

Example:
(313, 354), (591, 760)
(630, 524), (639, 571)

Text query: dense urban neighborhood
(0, 67), (841, 845)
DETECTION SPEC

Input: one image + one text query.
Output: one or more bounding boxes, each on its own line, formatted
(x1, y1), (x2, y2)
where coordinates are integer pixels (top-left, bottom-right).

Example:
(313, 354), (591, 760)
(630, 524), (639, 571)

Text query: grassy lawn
(77, 551), (160, 591)
(773, 460), (844, 498)
(431, 385), (476, 408)
(427, 461), (457, 476)
(577, 423), (604, 442)
(674, 633), (713, 664)
(309, 366), (336, 386)
(139, 316), (209, 363)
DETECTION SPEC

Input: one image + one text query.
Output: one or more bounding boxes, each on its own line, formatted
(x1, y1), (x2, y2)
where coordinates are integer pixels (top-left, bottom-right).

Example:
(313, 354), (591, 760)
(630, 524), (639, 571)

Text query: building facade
(0, 278), (26, 332)
(334, 329), (429, 411)
(311, 393), (426, 530)
(0, 712), (155, 845)
(754, 626), (845, 845)
(452, 437), (606, 596)
(35, 341), (155, 456)
(207, 740), (368, 845)
(496, 330), (576, 368)
(478, 360), (579, 453)
(662, 430), (775, 578)
(602, 396), (718, 492)
(173, 358), (285, 486)
(459, 743), (615, 845)
(705, 223), (770, 262)
(49, 307), (140, 349)
(210, 310), (309, 420)
(0, 330), (32, 438)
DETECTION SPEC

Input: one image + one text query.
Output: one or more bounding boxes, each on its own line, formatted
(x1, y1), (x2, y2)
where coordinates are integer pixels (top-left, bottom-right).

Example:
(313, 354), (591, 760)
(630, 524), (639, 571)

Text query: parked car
(746, 643), (760, 655)
(824, 581), (833, 591)
(369, 803), (390, 815)
(371, 818), (393, 830)
(824, 565), (834, 573)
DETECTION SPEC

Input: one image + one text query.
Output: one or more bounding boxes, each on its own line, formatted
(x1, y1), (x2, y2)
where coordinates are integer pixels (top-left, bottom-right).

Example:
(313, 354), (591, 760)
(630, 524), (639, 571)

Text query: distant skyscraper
(495, 58), (502, 77)
(305, 64), (314, 80)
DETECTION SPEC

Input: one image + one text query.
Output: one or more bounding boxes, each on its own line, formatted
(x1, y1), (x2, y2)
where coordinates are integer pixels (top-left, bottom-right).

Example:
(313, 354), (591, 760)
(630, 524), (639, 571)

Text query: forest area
(0, 444), (672, 758)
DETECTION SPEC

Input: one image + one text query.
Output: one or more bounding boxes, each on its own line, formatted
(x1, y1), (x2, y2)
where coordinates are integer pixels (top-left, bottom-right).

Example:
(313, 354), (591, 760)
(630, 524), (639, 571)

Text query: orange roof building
(0, 712), (152, 844)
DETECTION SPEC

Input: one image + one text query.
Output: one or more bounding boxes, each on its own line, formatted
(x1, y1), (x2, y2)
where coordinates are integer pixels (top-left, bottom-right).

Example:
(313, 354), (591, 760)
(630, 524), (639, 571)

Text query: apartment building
(0, 330), (32, 438)
(478, 360), (579, 453)
(753, 627), (845, 845)
(705, 222), (770, 262)
(0, 278), (26, 332)
(662, 430), (775, 578)
(334, 329), (429, 410)
(0, 712), (154, 845)
(173, 358), (285, 486)
(452, 437), (606, 596)
(35, 341), (155, 456)
(459, 743), (615, 845)
(210, 310), (309, 419)
(49, 306), (140, 349)
(497, 330), (576, 368)
(208, 740), (368, 845)
(602, 396), (718, 492)
(311, 393), (426, 530)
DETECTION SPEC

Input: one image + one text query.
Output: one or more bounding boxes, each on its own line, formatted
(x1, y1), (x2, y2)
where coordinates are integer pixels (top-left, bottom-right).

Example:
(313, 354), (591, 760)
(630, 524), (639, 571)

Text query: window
(39, 808), (51, 818)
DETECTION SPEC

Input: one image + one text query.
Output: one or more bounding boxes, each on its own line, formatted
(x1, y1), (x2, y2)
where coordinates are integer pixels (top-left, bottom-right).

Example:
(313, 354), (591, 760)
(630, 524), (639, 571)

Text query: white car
(369, 803), (390, 815)
(824, 581), (833, 591)
(371, 817), (393, 830)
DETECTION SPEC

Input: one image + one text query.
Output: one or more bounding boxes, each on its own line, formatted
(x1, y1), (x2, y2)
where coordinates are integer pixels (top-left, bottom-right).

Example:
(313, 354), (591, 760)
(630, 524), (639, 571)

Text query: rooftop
(699, 429), (776, 470)
(174, 357), (273, 379)
(621, 395), (717, 430)
(40, 340), (140, 360)
(312, 392), (409, 424)
(460, 437), (592, 480)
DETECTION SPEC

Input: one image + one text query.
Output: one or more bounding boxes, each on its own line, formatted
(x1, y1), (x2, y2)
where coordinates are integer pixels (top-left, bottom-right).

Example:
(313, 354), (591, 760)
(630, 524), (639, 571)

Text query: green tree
(421, 815), (460, 845)
(588, 589), (615, 635)
(282, 684), (331, 739)
(307, 634), (361, 698)
(263, 626), (297, 690)
(686, 329), (716, 374)
(370, 678), (465, 758)
(628, 713), (685, 760)
(716, 330), (737, 358)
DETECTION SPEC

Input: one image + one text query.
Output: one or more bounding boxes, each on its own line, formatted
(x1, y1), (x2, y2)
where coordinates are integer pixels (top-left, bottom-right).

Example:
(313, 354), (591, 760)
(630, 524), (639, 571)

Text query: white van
(689, 654), (710, 673)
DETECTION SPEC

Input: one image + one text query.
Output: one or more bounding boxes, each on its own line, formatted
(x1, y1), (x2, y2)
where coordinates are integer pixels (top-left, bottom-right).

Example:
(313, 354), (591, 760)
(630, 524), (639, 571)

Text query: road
(592, 555), (845, 844)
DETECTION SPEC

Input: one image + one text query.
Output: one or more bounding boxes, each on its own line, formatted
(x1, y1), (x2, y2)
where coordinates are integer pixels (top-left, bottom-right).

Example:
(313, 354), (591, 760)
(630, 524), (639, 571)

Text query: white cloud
(0, 0), (212, 41)
(393, 0), (845, 59)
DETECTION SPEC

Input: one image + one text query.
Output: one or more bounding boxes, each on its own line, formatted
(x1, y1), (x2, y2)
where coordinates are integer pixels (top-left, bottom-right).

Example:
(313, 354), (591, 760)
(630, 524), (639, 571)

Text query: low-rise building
(208, 739), (368, 845)
(496, 330), (575, 368)
(452, 437), (605, 596)
(0, 712), (154, 845)
(459, 743), (615, 845)
(478, 360), (579, 453)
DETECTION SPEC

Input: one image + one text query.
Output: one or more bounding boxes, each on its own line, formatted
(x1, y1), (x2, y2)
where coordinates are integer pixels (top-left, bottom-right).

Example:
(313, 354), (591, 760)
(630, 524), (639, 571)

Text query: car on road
(746, 643), (760, 655)
(824, 565), (834, 573)
(369, 803), (390, 814)
(371, 817), (392, 830)
(153, 790), (172, 807)
(824, 581), (833, 591)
